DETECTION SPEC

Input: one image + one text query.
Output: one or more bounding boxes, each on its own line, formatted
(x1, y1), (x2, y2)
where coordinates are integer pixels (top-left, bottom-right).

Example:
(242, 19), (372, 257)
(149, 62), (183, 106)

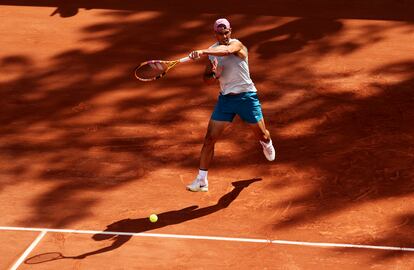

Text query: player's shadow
(73, 178), (261, 259)
(49, 0), (92, 18)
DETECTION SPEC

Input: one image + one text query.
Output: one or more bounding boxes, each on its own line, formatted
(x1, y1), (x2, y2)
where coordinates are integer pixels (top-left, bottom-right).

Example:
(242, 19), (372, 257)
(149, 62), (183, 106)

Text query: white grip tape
(179, 56), (192, 63)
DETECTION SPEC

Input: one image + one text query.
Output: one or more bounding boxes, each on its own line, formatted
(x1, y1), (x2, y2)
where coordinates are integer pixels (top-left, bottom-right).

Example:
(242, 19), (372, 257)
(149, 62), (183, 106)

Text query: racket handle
(179, 56), (192, 63)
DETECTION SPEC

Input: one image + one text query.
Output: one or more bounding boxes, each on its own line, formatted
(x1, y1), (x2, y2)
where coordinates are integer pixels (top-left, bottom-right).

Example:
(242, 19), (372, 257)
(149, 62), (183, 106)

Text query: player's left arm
(203, 58), (217, 85)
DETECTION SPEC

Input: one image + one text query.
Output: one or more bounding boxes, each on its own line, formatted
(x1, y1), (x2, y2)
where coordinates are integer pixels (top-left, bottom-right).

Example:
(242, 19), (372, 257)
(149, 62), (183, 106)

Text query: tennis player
(186, 18), (275, 192)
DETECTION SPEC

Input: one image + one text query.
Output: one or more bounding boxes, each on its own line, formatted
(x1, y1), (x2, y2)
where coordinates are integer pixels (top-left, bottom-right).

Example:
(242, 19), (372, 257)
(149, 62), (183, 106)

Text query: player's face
(215, 28), (232, 45)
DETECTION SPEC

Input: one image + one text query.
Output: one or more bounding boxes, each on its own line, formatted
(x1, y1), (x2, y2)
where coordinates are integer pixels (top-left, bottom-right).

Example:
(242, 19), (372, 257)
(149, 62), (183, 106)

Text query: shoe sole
(186, 186), (208, 192)
(263, 151), (275, 161)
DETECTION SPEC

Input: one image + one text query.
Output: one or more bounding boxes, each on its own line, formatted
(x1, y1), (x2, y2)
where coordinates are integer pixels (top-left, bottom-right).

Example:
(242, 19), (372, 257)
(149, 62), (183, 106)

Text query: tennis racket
(25, 252), (76, 264)
(134, 56), (192, 82)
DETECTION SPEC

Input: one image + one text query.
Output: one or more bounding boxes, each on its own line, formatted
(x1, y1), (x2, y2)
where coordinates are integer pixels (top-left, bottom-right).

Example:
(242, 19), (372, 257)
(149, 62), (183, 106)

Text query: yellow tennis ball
(149, 214), (158, 223)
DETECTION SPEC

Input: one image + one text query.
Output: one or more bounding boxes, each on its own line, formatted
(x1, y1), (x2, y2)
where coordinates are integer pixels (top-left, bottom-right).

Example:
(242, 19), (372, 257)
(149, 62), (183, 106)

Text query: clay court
(1, 1), (414, 269)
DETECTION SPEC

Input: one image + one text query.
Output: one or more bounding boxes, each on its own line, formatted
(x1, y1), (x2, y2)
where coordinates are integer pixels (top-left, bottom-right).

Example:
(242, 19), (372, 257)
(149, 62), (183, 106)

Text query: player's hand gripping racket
(134, 56), (192, 82)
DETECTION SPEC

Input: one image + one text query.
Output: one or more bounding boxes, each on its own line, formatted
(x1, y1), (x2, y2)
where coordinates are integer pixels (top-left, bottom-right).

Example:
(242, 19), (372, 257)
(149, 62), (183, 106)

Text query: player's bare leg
(249, 118), (275, 161)
(187, 120), (230, 192)
(199, 120), (229, 170)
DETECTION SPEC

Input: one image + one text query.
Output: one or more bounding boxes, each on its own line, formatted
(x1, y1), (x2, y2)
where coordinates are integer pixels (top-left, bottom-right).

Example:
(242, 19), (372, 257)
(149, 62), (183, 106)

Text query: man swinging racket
(186, 18), (275, 192)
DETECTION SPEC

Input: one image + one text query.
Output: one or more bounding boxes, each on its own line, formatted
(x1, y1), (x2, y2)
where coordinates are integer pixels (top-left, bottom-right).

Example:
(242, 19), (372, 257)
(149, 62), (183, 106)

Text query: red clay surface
(0, 231), (40, 269)
(1, 1), (414, 269)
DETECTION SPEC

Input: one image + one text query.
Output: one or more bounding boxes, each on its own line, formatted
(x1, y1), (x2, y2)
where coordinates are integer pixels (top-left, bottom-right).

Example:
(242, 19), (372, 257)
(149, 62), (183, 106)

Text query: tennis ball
(149, 214), (158, 223)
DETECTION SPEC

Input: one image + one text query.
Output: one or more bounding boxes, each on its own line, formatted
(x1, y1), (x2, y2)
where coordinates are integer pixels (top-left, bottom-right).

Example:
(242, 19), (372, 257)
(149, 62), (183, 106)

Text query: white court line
(1, 226), (414, 253)
(10, 230), (47, 270)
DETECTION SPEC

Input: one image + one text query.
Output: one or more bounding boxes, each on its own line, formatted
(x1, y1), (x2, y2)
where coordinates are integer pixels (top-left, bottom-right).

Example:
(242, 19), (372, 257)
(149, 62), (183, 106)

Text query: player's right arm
(189, 40), (246, 59)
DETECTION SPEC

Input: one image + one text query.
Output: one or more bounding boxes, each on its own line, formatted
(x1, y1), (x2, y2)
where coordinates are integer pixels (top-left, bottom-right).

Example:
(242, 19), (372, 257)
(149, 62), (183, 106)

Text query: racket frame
(134, 56), (191, 82)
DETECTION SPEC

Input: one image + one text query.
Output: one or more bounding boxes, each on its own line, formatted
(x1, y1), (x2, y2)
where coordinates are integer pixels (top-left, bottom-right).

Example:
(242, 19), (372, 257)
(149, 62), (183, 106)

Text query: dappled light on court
(1, 1), (414, 269)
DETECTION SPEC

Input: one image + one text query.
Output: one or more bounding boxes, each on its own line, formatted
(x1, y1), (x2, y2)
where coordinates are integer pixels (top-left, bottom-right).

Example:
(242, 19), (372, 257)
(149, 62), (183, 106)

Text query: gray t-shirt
(208, 39), (257, 95)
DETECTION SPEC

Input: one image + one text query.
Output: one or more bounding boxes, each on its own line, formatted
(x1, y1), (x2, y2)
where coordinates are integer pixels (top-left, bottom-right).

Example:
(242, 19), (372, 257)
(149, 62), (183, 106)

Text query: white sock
(198, 169), (208, 184)
(261, 138), (272, 146)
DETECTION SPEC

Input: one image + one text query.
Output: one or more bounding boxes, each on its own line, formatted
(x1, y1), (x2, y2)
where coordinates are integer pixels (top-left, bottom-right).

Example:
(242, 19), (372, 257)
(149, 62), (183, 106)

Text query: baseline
(1, 226), (413, 253)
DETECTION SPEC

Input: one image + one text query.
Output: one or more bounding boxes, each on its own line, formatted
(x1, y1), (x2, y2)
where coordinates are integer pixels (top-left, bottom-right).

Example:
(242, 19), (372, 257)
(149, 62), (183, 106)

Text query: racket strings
(135, 61), (169, 80)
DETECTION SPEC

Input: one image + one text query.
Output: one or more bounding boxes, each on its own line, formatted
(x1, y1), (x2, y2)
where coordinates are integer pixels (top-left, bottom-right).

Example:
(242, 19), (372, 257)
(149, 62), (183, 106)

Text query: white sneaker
(186, 178), (208, 192)
(260, 139), (275, 161)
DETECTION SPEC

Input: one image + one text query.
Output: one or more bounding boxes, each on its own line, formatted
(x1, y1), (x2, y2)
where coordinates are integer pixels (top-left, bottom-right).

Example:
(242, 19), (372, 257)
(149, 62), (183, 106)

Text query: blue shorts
(211, 92), (263, 124)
